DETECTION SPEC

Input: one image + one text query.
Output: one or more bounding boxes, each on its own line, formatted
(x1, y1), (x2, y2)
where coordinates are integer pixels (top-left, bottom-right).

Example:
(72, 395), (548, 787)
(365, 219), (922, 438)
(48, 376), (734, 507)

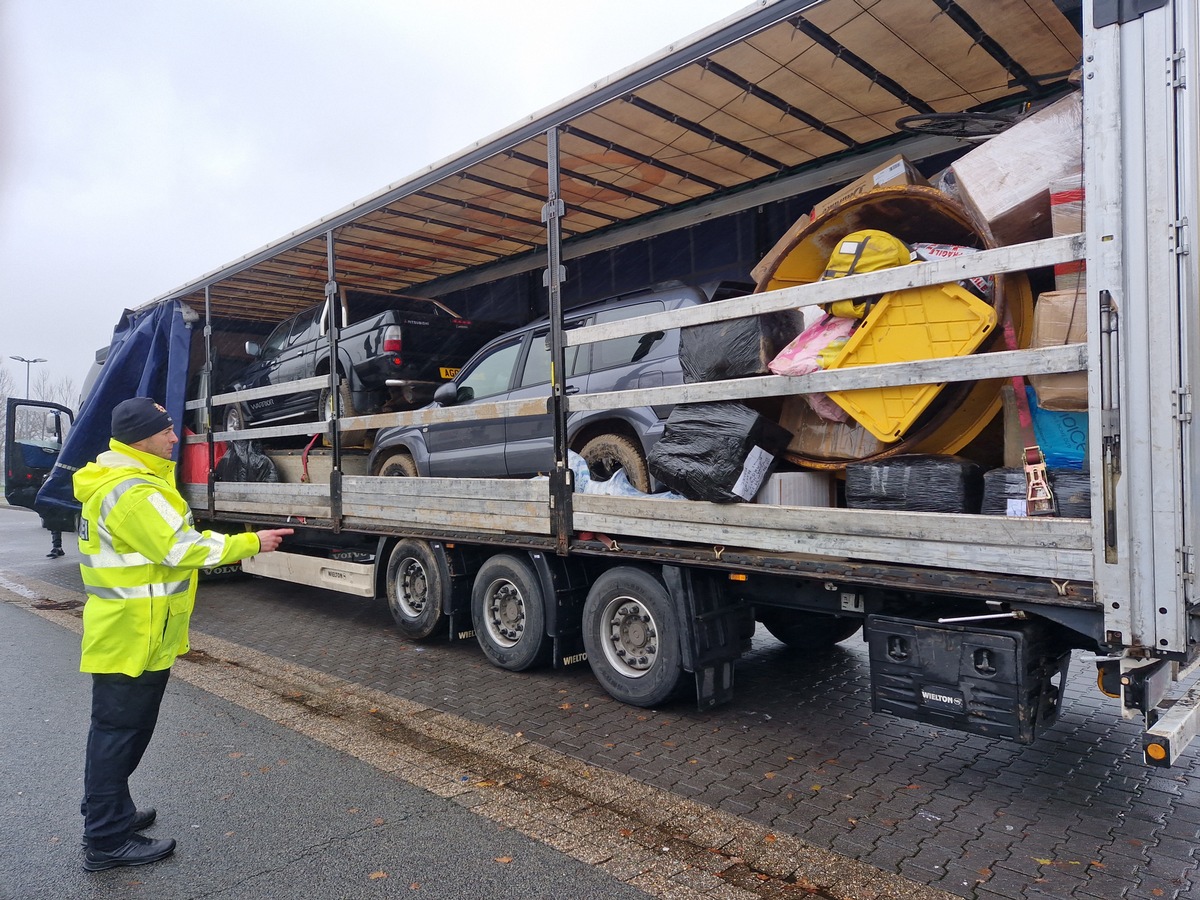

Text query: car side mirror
(245, 341), (262, 358)
(433, 381), (460, 406)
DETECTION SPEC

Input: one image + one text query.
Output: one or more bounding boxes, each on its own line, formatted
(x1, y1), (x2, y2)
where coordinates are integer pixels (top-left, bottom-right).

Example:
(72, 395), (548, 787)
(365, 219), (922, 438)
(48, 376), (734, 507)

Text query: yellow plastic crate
(824, 283), (997, 442)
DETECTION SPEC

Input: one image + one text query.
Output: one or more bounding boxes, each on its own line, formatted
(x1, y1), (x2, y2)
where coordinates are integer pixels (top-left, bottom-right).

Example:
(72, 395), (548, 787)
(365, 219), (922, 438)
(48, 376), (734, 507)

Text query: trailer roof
(155, 0), (1080, 324)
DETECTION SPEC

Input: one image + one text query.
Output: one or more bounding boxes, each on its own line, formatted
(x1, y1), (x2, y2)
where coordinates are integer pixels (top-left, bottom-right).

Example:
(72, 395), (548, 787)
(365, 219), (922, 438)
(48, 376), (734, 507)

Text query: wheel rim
(599, 593), (658, 678)
(482, 578), (526, 648)
(392, 557), (428, 619)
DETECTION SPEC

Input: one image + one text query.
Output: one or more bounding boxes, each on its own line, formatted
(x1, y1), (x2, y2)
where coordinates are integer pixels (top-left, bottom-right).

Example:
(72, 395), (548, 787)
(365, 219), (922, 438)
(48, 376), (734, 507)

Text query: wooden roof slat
(156, 0), (1080, 328)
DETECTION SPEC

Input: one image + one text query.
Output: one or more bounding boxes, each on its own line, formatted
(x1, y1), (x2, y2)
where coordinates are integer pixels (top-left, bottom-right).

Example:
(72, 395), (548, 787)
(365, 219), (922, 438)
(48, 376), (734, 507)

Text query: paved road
(3, 504), (1198, 899)
(0, 548), (656, 899)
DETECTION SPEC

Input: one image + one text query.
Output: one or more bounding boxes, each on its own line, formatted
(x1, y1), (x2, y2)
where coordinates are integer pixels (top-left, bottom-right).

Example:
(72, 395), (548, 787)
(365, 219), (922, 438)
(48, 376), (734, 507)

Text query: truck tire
(471, 554), (550, 671)
(377, 453), (418, 478)
(582, 567), (683, 707)
(757, 610), (862, 649)
(578, 433), (650, 493)
(385, 539), (447, 640)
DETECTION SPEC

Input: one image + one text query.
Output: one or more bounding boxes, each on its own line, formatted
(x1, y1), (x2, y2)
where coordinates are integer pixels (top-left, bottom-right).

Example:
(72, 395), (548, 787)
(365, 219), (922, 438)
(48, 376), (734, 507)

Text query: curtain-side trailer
(39, 0), (1200, 765)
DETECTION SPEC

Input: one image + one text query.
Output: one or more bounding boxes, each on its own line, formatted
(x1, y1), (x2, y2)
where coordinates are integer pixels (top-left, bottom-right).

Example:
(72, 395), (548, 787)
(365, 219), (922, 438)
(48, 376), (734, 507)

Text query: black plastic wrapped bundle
(679, 310), (803, 383)
(214, 441), (280, 483)
(981, 467), (1091, 517)
(845, 455), (984, 513)
(648, 402), (793, 503)
(1052, 471), (1091, 518)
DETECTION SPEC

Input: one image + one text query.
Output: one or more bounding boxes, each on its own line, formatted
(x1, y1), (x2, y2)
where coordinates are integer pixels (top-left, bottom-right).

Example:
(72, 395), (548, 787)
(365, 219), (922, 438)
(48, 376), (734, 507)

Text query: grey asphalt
(0, 511), (649, 900)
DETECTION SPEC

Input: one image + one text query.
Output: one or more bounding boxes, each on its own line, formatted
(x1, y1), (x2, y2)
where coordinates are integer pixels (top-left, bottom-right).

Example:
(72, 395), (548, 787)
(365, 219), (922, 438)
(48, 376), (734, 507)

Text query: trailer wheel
(578, 433), (650, 493)
(385, 539), (447, 640)
(757, 610), (862, 649)
(377, 452), (418, 478)
(471, 555), (550, 671)
(582, 567), (682, 707)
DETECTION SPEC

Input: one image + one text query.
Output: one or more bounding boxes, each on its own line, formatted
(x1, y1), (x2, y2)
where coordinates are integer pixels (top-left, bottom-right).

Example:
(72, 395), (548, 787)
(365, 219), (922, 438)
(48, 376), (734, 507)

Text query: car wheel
(471, 554), (550, 671)
(582, 567), (683, 707)
(224, 404), (246, 433)
(377, 453), (418, 477)
(320, 381), (367, 446)
(385, 539), (448, 640)
(757, 610), (862, 649)
(578, 433), (650, 493)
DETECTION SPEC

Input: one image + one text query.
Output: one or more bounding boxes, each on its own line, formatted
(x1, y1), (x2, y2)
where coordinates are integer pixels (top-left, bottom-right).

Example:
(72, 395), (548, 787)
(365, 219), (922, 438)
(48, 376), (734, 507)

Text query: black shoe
(83, 833), (176, 871)
(47, 548), (65, 558)
(81, 808), (157, 848)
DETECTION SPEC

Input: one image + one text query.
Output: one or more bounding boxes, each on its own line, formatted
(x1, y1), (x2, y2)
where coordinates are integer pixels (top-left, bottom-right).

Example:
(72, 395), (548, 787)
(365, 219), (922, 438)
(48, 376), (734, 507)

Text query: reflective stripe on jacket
(74, 439), (261, 676)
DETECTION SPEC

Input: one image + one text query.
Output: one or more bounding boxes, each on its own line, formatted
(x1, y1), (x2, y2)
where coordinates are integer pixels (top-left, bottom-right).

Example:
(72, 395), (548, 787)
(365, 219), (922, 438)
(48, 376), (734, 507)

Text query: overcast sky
(0, 0), (752, 401)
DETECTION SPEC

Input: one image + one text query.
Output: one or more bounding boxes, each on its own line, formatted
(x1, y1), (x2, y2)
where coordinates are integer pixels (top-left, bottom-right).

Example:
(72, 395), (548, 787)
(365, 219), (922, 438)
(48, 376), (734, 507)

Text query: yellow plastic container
(823, 283), (998, 442)
(753, 184), (1034, 470)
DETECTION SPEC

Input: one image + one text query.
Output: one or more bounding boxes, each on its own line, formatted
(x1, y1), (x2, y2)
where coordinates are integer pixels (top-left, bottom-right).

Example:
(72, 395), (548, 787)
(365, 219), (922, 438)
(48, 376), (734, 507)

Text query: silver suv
(367, 283), (738, 490)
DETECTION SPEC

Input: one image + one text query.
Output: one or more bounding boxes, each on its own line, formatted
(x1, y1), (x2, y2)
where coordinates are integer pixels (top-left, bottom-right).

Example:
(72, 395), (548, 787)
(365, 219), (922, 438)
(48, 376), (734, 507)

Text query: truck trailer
(32, 0), (1200, 766)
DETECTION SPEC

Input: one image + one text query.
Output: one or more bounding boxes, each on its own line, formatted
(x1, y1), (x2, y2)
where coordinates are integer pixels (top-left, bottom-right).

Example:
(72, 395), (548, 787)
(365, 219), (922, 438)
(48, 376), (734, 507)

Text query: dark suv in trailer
(367, 283), (741, 491)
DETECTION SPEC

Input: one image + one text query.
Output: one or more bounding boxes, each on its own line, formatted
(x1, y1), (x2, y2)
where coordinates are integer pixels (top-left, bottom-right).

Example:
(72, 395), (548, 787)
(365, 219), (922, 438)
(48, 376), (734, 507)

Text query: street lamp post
(9, 356), (47, 399)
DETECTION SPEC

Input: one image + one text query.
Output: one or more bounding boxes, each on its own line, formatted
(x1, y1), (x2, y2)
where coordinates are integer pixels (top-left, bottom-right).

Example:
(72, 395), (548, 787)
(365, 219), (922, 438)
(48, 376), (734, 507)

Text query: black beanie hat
(112, 397), (173, 445)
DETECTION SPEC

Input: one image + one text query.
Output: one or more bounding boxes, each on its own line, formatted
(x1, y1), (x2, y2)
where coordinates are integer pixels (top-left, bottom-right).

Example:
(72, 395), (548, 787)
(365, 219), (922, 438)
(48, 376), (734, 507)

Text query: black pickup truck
(222, 289), (503, 431)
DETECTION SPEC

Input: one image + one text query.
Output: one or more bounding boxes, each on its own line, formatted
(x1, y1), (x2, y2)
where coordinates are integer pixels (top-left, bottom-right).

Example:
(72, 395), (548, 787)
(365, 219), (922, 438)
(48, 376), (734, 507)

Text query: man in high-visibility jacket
(74, 397), (293, 871)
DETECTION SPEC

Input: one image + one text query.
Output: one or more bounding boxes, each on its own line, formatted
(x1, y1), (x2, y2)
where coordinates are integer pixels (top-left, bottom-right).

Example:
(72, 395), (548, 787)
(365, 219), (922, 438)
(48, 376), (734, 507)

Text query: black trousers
(81, 668), (171, 850)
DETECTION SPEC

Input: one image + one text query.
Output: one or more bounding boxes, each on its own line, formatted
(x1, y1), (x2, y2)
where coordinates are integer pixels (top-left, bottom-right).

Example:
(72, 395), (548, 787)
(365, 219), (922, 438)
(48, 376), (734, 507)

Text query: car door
(238, 315), (297, 421)
(424, 335), (524, 478)
(271, 305), (322, 418)
(503, 322), (587, 477)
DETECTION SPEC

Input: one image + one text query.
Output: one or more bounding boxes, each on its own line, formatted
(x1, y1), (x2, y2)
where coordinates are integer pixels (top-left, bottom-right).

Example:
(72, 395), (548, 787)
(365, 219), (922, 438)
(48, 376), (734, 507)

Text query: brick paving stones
(9, 554), (1200, 900)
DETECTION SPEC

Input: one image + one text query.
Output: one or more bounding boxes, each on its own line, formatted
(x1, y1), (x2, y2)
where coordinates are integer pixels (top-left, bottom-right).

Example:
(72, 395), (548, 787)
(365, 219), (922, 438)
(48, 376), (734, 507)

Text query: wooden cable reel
(754, 184), (1034, 470)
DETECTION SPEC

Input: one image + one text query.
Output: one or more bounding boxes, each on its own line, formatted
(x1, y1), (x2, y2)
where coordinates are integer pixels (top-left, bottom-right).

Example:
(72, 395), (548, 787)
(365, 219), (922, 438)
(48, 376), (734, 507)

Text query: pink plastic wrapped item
(768, 313), (856, 422)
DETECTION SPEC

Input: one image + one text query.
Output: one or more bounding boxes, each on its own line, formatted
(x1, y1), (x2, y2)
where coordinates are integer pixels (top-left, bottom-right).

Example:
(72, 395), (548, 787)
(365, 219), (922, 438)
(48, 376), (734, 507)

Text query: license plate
(439, 367), (460, 379)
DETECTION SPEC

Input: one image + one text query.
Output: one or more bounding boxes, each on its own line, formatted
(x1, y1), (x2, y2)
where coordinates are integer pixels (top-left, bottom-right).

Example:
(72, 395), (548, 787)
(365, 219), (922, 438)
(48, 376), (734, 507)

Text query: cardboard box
(751, 213), (811, 287)
(950, 92), (1083, 246)
(755, 471), (836, 507)
(1000, 384), (1025, 468)
(1028, 290), (1087, 410)
(777, 395), (886, 462)
(1050, 172), (1086, 291)
(811, 154), (928, 221)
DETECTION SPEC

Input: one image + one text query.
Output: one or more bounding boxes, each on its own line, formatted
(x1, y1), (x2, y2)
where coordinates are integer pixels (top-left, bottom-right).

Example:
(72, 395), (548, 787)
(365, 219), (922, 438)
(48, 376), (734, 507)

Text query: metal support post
(326, 231), (343, 531)
(543, 127), (572, 554)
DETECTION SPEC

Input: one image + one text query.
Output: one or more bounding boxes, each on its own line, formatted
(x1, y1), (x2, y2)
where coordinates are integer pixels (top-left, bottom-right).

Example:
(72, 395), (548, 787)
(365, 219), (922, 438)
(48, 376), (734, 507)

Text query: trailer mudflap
(867, 615), (1071, 743)
(663, 566), (753, 710)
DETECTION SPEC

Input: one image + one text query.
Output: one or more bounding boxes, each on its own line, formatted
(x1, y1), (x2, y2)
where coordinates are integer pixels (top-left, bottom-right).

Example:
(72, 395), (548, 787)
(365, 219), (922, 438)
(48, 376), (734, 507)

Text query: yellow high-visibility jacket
(74, 439), (261, 676)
